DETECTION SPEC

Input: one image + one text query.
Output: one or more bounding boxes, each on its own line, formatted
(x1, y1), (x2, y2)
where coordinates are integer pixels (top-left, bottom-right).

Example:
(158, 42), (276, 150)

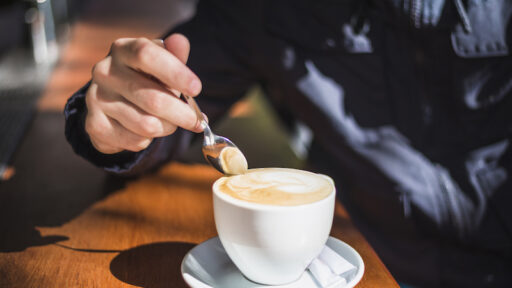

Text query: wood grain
(1, 160), (398, 287)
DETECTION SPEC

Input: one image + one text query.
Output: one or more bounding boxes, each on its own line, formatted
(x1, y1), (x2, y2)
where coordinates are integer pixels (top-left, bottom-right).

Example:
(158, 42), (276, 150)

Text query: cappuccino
(213, 168), (336, 284)
(216, 168), (333, 206)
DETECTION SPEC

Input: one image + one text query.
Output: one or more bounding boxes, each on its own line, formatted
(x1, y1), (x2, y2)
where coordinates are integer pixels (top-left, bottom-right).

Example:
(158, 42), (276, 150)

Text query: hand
(84, 34), (202, 154)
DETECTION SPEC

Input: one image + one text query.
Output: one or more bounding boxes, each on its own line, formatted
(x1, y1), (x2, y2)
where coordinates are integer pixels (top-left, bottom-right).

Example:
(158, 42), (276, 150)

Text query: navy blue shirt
(65, 1), (512, 286)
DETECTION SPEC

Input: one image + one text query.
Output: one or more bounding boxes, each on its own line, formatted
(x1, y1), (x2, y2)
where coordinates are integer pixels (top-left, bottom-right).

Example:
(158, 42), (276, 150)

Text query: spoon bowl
(183, 95), (247, 175)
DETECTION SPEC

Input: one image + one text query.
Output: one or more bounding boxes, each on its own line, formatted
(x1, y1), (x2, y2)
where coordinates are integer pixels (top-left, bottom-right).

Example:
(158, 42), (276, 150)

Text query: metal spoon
(182, 94), (248, 175)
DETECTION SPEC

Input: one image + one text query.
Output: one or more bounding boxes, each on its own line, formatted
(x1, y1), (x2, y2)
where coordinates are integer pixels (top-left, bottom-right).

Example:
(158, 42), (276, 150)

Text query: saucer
(181, 236), (364, 288)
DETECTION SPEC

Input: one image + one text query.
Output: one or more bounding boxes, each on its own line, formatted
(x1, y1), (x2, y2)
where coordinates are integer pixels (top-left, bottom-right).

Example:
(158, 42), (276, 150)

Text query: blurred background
(0, 0), (306, 252)
(0, 0), (306, 183)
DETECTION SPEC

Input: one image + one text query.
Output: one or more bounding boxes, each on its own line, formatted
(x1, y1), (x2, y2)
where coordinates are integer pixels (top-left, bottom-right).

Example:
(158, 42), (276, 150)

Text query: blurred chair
(24, 0), (59, 64)
(0, 0), (72, 181)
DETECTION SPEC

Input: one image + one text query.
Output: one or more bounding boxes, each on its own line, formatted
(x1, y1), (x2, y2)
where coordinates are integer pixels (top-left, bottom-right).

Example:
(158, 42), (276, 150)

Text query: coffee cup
(213, 168), (336, 285)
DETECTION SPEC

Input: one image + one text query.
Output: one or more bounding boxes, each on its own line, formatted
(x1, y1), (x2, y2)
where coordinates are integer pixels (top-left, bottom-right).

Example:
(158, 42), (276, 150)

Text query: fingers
(93, 60), (200, 131)
(97, 89), (178, 138)
(88, 115), (152, 153)
(111, 37), (202, 96)
(163, 34), (191, 97)
(85, 84), (153, 153)
(164, 34), (190, 64)
(85, 35), (204, 154)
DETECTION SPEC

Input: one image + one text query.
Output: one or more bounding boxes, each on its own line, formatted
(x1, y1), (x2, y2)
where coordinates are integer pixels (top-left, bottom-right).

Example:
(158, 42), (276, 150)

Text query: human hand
(84, 34), (202, 154)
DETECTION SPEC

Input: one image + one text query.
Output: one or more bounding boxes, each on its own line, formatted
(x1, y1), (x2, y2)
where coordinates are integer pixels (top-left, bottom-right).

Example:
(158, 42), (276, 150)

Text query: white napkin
(307, 246), (357, 287)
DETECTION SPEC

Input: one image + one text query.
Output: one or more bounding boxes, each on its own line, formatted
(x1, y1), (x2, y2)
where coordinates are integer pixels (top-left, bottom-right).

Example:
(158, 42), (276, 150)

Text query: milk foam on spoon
(219, 146), (248, 175)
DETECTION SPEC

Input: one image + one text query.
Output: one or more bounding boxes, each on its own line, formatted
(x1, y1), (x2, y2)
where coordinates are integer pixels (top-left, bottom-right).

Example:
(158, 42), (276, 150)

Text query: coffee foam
(216, 168), (333, 206)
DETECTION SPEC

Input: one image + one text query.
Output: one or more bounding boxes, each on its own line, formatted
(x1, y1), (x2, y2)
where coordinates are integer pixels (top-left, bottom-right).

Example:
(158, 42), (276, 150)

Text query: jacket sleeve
(64, 0), (258, 176)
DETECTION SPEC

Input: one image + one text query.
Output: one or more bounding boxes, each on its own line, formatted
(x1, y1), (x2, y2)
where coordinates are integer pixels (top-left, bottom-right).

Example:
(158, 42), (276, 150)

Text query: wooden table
(0, 113), (398, 287)
(0, 0), (399, 287)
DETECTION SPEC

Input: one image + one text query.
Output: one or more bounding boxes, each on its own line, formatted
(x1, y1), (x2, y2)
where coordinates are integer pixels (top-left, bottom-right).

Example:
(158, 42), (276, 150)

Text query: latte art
(216, 168), (333, 206)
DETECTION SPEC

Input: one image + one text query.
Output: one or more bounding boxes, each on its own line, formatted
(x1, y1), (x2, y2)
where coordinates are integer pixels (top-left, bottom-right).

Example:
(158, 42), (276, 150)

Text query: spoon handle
(183, 94), (214, 144)
(183, 94), (204, 122)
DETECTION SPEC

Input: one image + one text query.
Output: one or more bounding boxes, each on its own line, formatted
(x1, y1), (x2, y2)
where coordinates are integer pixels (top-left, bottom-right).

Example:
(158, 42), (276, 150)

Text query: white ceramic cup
(213, 175), (336, 285)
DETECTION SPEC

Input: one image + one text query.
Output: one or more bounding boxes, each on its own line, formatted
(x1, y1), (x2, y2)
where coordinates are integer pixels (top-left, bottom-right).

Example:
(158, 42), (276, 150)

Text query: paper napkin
(307, 246), (357, 287)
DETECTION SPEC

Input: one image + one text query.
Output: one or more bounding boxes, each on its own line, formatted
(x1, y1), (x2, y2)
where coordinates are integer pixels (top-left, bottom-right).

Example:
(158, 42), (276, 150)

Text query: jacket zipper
(411, 0), (422, 28)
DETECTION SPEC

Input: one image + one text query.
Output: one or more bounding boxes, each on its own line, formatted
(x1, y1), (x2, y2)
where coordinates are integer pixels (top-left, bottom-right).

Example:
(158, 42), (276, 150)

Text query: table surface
(0, 112), (398, 287)
(0, 0), (399, 287)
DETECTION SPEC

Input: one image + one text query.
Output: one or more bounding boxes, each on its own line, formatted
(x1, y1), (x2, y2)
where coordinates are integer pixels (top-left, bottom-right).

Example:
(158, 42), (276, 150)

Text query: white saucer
(181, 236), (364, 288)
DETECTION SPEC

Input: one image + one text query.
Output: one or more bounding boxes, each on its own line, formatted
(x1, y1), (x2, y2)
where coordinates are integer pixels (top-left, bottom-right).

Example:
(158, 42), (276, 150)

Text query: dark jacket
(65, 1), (512, 286)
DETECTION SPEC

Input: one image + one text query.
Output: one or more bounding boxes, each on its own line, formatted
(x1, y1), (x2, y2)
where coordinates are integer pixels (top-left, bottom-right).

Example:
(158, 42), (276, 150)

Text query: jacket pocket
(451, 0), (511, 58)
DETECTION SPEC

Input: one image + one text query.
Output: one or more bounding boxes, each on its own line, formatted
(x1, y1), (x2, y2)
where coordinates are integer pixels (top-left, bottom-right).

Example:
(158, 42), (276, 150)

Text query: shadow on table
(0, 174), (127, 253)
(110, 241), (195, 288)
(0, 112), (128, 253)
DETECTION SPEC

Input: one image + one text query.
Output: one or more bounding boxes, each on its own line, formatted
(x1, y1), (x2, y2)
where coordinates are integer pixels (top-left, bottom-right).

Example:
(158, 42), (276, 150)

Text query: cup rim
(212, 170), (336, 211)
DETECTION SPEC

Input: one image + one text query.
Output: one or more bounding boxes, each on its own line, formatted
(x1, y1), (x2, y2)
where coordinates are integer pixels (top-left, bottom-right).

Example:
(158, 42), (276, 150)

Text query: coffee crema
(216, 168), (333, 206)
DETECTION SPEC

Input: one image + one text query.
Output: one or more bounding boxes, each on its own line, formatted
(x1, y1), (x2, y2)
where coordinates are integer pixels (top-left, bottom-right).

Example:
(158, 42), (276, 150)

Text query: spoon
(183, 94), (248, 175)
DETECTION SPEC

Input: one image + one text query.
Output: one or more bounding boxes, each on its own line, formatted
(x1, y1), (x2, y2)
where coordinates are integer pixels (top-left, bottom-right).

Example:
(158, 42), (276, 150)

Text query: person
(64, 1), (512, 287)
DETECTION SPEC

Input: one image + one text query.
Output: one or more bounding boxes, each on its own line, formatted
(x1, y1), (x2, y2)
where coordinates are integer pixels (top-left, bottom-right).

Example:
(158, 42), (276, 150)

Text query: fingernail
(189, 79), (201, 95)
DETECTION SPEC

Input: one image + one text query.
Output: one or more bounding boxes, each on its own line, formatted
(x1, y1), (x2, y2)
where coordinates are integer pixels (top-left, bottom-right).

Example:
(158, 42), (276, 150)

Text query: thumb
(162, 34), (198, 98)
(163, 33), (190, 64)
